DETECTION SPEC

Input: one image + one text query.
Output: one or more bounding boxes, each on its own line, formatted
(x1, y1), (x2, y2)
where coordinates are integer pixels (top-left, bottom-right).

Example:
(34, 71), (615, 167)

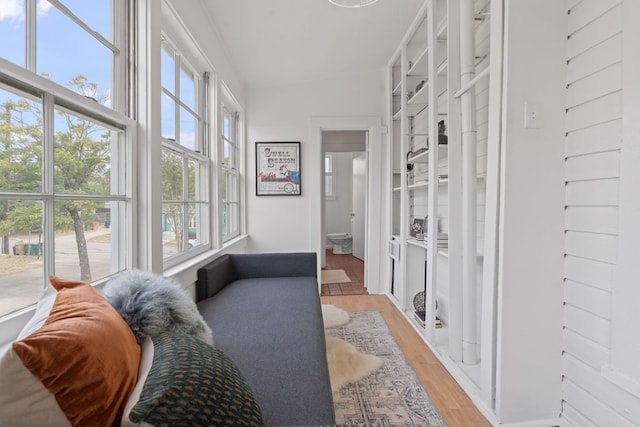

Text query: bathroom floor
(321, 249), (366, 296)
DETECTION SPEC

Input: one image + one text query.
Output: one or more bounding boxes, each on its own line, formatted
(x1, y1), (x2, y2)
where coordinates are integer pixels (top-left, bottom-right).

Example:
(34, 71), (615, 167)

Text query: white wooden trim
(136, 0), (164, 273)
(478, 0), (504, 409)
(309, 116), (383, 294)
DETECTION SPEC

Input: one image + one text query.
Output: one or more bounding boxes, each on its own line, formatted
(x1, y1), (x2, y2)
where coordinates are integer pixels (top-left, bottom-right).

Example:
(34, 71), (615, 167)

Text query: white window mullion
(25, 0), (36, 71)
(41, 93), (55, 279)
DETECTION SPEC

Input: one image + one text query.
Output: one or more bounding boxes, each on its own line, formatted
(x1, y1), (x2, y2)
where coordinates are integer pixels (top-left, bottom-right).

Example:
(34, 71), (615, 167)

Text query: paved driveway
(0, 228), (112, 317)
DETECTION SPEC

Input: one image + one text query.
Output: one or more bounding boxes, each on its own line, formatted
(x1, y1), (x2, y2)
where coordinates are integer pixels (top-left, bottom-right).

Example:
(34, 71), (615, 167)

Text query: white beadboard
(563, 5), (624, 424)
(567, 0), (585, 11)
(565, 230), (617, 264)
(567, 4), (622, 59)
(566, 34), (622, 85)
(564, 255), (613, 292)
(565, 119), (621, 157)
(565, 150), (620, 181)
(567, 0), (622, 35)
(564, 304), (610, 348)
(561, 403), (599, 427)
(564, 178), (619, 206)
(564, 279), (611, 319)
(563, 380), (637, 427)
(565, 63), (621, 109)
(565, 91), (622, 132)
(563, 328), (609, 370)
(565, 206), (618, 235)
(564, 354), (640, 426)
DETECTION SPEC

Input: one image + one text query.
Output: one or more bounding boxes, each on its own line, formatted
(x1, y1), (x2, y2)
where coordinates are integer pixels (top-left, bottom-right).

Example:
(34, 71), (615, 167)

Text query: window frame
(325, 152), (337, 200)
(0, 55), (135, 311)
(220, 105), (241, 242)
(159, 33), (211, 269)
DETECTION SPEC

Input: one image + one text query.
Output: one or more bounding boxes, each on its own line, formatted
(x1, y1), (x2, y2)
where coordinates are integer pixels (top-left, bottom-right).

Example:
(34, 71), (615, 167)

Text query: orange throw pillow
(12, 277), (140, 427)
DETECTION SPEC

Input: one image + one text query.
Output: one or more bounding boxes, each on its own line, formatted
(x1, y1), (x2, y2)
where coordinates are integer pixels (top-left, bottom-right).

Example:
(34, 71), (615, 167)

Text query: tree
(162, 149), (196, 252)
(0, 76), (110, 282)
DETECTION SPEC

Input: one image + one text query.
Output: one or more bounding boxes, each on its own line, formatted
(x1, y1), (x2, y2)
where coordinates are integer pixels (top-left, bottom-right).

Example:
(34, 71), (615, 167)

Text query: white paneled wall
(561, 1), (640, 426)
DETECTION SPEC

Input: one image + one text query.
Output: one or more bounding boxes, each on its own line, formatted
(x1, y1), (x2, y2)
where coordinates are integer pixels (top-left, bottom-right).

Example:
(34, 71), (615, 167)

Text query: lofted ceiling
(203, 0), (425, 89)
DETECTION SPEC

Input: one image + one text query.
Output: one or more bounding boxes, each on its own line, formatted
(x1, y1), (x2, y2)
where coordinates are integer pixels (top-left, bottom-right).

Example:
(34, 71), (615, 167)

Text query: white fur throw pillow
(102, 270), (213, 346)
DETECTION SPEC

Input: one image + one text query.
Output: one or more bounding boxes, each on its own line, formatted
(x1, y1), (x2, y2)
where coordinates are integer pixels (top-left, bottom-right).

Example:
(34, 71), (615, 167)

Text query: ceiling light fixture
(328, 0), (380, 8)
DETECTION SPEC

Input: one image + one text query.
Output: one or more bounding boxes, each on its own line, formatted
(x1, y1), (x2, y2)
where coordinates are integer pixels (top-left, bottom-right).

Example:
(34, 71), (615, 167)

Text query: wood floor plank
(321, 294), (491, 427)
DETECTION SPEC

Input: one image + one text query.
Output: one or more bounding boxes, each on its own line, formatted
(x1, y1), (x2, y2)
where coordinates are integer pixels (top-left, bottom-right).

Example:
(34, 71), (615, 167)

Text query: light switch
(524, 102), (540, 129)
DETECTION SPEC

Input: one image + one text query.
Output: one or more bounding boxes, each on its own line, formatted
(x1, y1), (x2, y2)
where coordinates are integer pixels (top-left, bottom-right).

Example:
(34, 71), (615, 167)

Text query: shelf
(392, 108), (402, 121)
(438, 248), (449, 258)
(392, 81), (402, 95)
(437, 16), (447, 40)
(407, 144), (448, 163)
(437, 59), (448, 76)
(408, 176), (448, 190)
(407, 46), (428, 77)
(407, 234), (448, 249)
(407, 103), (428, 117)
(408, 181), (428, 190)
(407, 309), (445, 331)
(407, 80), (429, 105)
(393, 186), (402, 192)
(407, 239), (428, 249)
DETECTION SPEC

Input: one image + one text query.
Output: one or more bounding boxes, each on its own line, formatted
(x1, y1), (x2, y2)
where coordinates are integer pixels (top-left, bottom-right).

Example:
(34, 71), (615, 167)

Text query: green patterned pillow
(129, 331), (264, 427)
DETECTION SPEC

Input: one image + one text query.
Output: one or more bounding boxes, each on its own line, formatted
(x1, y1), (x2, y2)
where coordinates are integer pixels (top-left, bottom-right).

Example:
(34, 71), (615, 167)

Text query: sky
(0, 0), (196, 150)
(0, 0), (111, 97)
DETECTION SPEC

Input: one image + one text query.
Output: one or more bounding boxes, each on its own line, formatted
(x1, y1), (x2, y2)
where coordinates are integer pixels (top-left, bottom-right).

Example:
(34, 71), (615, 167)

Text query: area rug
(326, 336), (383, 392)
(321, 269), (351, 284)
(326, 311), (447, 427)
(322, 304), (351, 329)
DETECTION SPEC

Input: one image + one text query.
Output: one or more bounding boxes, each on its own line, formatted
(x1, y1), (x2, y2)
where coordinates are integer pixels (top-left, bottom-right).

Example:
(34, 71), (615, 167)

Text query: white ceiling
(203, 0), (425, 89)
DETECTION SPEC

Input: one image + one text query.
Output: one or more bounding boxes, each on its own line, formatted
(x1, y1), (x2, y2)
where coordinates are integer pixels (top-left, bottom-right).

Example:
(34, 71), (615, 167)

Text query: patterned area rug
(326, 311), (447, 427)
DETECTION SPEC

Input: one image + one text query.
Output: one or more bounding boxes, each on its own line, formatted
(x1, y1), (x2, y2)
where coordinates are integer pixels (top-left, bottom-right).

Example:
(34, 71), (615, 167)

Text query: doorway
(321, 131), (367, 296)
(309, 116), (384, 296)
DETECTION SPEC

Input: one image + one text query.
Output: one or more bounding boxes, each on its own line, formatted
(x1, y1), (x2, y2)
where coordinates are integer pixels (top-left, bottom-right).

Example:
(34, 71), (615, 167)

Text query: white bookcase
(386, 0), (494, 420)
(386, 1), (566, 425)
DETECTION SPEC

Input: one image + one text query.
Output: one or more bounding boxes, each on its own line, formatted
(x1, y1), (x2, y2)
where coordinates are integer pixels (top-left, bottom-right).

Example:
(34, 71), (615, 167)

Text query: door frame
(309, 116), (383, 294)
(351, 152), (367, 261)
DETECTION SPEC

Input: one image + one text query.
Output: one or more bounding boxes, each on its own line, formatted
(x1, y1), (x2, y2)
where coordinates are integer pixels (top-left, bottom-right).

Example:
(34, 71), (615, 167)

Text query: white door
(352, 153), (366, 261)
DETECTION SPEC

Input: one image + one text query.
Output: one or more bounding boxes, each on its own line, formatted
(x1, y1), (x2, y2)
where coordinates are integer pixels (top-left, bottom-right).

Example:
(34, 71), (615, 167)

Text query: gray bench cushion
(197, 276), (334, 427)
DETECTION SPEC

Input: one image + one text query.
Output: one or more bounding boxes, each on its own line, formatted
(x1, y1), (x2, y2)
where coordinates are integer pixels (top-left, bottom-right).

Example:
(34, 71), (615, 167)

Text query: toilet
(327, 232), (353, 254)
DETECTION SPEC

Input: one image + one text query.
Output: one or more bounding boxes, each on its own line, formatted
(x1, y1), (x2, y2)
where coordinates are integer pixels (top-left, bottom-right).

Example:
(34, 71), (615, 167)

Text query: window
(0, 0), (132, 318)
(221, 106), (240, 241)
(325, 153), (336, 198)
(160, 38), (210, 263)
(0, 0), (126, 111)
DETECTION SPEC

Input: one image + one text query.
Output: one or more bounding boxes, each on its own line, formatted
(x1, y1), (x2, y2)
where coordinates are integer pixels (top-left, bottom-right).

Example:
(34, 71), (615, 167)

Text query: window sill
(163, 234), (249, 279)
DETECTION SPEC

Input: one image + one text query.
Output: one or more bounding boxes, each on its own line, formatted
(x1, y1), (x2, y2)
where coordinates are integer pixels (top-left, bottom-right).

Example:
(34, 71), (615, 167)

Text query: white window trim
(159, 9), (212, 269)
(604, 0), (640, 398)
(219, 82), (245, 243)
(325, 153), (337, 200)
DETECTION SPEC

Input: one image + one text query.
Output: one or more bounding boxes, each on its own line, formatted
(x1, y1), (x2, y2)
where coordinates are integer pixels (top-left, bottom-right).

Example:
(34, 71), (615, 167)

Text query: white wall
(560, 1), (640, 426)
(494, 0), (566, 423)
(167, 0), (245, 105)
(245, 71), (386, 253)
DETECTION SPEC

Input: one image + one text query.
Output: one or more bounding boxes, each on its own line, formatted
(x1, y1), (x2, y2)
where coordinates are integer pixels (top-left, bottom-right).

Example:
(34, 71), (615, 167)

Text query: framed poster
(255, 142), (301, 196)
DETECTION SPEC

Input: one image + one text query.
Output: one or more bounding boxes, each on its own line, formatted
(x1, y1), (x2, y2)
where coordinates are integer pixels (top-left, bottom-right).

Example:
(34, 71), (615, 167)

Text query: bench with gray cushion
(196, 252), (335, 427)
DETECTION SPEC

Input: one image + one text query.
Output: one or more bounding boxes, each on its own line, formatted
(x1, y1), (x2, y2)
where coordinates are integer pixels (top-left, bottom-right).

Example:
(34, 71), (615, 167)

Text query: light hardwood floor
(320, 294), (491, 427)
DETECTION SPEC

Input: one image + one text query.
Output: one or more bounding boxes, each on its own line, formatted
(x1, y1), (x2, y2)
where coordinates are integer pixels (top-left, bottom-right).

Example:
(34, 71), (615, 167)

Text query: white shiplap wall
(562, 1), (640, 426)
